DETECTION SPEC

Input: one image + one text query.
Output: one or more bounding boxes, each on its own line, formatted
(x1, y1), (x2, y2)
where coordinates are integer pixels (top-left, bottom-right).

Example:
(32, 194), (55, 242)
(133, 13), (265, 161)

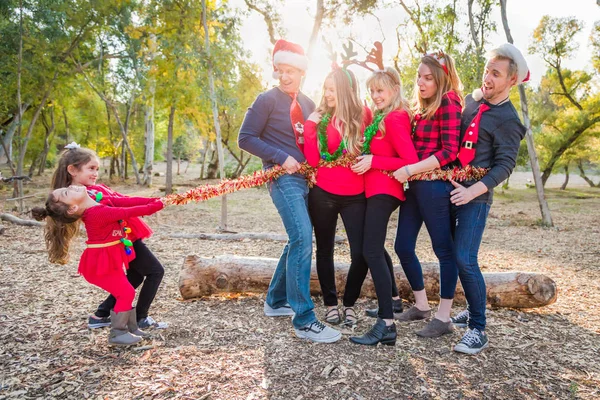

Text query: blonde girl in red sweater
(349, 67), (419, 346)
(303, 67), (371, 327)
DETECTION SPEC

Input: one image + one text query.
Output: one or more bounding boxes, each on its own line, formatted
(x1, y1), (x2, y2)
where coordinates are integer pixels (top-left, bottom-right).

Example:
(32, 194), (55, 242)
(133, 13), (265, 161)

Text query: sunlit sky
(233, 0), (599, 101)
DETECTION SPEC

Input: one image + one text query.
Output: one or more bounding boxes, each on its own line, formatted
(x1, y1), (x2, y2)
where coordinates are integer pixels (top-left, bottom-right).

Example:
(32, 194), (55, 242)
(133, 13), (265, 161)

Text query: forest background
(1, 0), (599, 204)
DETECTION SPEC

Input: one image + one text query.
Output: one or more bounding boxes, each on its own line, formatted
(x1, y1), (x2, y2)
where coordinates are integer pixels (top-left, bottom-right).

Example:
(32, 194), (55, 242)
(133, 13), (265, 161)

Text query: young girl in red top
(32, 185), (165, 345)
(392, 51), (464, 338)
(303, 67), (372, 326)
(349, 67), (419, 346)
(51, 144), (166, 330)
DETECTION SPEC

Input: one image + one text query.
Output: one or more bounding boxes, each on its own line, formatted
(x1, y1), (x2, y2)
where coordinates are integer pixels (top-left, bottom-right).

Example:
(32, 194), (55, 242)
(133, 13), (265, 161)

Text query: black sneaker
(87, 315), (111, 329)
(454, 328), (489, 354)
(451, 309), (469, 328)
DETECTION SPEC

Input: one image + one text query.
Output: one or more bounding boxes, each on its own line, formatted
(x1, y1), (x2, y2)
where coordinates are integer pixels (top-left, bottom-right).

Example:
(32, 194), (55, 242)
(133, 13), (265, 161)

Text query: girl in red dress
(32, 185), (165, 346)
(51, 144), (166, 330)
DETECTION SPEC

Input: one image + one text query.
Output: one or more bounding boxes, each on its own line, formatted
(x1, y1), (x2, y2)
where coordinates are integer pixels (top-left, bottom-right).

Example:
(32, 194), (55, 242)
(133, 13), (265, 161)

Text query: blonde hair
(366, 67), (412, 137)
(317, 68), (364, 156)
(414, 52), (464, 120)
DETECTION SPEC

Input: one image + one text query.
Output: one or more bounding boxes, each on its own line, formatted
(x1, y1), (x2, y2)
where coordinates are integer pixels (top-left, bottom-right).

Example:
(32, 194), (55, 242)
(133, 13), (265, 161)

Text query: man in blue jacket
(238, 39), (341, 343)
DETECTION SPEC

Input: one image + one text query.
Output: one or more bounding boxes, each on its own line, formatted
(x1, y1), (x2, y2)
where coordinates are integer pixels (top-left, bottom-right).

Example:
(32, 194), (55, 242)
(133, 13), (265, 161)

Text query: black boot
(365, 299), (403, 318)
(349, 318), (397, 346)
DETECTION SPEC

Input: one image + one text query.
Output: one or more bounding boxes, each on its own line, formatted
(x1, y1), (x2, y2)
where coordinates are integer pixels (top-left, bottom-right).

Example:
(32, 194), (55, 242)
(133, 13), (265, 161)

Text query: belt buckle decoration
(464, 141), (474, 149)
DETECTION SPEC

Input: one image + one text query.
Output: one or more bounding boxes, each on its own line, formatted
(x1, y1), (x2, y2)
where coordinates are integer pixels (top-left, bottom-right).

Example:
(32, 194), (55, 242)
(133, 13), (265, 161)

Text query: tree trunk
(142, 34), (157, 187)
(177, 156), (181, 175)
(1, 213), (43, 227)
(199, 137), (209, 179)
(0, 103), (30, 163)
(577, 161), (599, 187)
(168, 232), (346, 243)
(500, 0), (553, 227)
(202, 0), (227, 231)
(303, 0), (325, 89)
(179, 255), (558, 309)
(37, 107), (55, 175)
(165, 105), (176, 195)
(560, 165), (569, 190)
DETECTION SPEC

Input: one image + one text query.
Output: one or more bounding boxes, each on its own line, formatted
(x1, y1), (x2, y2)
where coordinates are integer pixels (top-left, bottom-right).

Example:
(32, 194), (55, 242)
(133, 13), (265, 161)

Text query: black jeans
(363, 194), (402, 319)
(309, 186), (370, 307)
(95, 240), (164, 320)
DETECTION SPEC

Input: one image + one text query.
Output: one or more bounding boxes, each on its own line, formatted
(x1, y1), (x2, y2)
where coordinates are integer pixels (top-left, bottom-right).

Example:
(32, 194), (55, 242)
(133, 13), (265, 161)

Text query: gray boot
(109, 310), (142, 346)
(128, 308), (150, 338)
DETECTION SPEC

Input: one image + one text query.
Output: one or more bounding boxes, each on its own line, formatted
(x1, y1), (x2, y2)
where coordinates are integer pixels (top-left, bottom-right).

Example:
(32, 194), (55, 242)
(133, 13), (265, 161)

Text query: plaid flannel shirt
(412, 91), (462, 168)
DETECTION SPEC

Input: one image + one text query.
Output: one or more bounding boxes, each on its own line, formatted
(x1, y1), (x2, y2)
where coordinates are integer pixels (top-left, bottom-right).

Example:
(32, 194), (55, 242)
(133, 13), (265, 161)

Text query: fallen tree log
(179, 255), (557, 308)
(0, 213), (44, 227)
(167, 232), (345, 243)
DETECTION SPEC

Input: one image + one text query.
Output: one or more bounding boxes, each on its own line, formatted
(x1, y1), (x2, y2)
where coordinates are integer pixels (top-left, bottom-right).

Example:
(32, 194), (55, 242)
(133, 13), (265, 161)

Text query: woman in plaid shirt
(392, 51), (464, 338)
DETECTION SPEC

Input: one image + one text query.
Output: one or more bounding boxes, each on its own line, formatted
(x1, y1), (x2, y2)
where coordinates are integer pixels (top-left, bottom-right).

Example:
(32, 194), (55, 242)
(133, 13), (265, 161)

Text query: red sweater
(87, 184), (153, 242)
(304, 107), (372, 196)
(364, 110), (419, 200)
(78, 196), (163, 278)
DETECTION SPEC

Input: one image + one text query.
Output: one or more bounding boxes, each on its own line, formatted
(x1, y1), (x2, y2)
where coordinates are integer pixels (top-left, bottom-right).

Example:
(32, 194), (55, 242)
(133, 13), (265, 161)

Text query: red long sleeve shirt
(88, 184), (154, 241)
(412, 91), (462, 167)
(78, 197), (163, 278)
(304, 107), (373, 196)
(364, 109), (419, 200)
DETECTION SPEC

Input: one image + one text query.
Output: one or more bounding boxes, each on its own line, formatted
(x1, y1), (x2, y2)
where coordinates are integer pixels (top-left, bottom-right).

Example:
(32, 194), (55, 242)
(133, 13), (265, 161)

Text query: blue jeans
(395, 180), (458, 299)
(265, 173), (316, 328)
(451, 201), (490, 331)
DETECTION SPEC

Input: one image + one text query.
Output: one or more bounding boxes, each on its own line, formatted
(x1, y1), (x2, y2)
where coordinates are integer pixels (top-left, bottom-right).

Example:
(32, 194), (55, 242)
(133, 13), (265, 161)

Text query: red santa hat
(272, 39), (309, 79)
(472, 42), (530, 101)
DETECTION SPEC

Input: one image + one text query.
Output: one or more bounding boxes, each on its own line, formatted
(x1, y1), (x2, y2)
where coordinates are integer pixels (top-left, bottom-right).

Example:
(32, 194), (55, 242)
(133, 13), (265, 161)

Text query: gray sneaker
(294, 320), (342, 343)
(137, 316), (169, 330)
(264, 302), (295, 317)
(451, 310), (470, 328)
(454, 328), (489, 354)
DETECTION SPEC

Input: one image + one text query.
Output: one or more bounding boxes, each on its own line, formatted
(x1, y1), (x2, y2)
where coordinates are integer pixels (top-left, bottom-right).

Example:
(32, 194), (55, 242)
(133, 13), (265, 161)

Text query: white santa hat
(272, 39), (309, 79)
(472, 43), (530, 101)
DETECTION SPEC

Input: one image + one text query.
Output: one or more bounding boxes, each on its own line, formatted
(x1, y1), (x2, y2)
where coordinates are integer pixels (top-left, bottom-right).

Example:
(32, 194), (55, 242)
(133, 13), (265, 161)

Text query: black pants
(309, 186), (368, 307)
(363, 194), (402, 319)
(95, 240), (164, 320)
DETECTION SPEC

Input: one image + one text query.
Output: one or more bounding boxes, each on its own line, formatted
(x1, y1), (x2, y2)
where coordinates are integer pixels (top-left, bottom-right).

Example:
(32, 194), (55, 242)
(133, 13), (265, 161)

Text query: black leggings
(309, 187), (398, 307)
(95, 239), (164, 320)
(309, 186), (368, 307)
(363, 194), (402, 319)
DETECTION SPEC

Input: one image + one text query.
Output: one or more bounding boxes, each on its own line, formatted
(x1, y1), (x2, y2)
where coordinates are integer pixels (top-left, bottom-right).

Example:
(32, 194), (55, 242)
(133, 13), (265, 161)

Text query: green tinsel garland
(361, 112), (385, 154)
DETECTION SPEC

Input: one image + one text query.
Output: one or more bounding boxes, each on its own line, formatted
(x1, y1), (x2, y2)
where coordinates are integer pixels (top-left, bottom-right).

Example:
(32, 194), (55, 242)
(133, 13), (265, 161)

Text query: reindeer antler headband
(341, 41), (399, 84)
(323, 38), (354, 88)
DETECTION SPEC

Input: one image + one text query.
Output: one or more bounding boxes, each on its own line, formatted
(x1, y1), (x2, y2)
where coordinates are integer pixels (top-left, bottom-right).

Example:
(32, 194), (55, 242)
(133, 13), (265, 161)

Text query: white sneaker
(294, 320), (342, 343)
(264, 302), (295, 317)
(138, 316), (169, 329)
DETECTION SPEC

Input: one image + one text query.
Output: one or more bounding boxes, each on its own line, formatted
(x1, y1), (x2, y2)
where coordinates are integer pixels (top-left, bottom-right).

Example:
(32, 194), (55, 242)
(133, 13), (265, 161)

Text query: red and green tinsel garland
(163, 156), (488, 206)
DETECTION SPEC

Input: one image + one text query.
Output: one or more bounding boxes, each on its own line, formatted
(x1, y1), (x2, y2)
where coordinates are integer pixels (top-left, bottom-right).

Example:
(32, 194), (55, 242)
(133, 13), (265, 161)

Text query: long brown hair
(51, 147), (98, 189)
(414, 52), (464, 120)
(366, 67), (412, 137)
(32, 193), (81, 264)
(317, 68), (364, 156)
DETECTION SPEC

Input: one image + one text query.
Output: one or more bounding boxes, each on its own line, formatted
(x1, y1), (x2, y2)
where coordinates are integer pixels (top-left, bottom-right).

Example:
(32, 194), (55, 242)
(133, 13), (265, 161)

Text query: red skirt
(78, 244), (136, 279)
